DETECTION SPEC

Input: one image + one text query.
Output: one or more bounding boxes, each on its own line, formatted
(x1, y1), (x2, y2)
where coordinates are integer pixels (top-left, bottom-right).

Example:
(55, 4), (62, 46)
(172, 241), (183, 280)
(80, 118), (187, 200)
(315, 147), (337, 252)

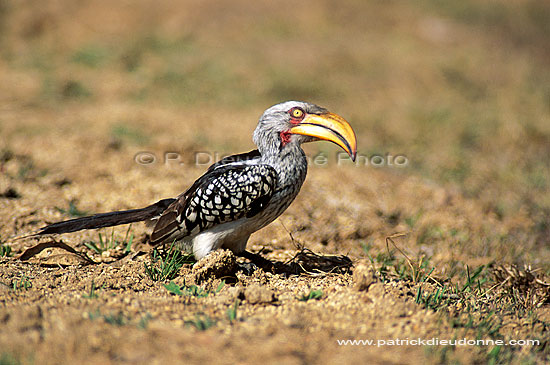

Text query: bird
(33, 101), (357, 260)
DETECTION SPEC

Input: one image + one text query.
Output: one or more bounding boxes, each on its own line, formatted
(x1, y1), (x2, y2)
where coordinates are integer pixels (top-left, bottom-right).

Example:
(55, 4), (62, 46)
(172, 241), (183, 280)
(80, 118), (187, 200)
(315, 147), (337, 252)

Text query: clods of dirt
(191, 249), (237, 284)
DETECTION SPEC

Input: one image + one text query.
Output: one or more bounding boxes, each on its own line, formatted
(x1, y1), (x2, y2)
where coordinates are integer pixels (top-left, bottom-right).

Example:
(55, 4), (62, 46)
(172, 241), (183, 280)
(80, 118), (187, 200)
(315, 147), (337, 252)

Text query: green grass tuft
(87, 309), (127, 326)
(0, 352), (21, 365)
(12, 276), (31, 291)
(0, 244), (12, 257)
(144, 245), (194, 282)
(55, 200), (88, 218)
(71, 45), (108, 68)
(186, 315), (215, 331)
(164, 280), (224, 297)
(110, 123), (150, 145)
(84, 226), (133, 254)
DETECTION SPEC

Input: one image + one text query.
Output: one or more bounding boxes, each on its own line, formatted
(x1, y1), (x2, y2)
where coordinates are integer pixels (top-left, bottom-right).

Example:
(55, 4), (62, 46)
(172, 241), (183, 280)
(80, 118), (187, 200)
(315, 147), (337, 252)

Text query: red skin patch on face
(280, 130), (292, 146)
(280, 108), (306, 145)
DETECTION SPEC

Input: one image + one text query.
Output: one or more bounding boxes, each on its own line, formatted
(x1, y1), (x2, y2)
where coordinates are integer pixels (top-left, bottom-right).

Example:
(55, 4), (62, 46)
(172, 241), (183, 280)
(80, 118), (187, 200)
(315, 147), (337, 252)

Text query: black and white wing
(150, 155), (277, 244)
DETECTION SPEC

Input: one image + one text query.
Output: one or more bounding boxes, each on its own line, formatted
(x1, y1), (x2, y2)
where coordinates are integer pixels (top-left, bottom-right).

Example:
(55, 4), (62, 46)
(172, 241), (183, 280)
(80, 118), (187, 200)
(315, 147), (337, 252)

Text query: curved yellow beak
(289, 112), (357, 161)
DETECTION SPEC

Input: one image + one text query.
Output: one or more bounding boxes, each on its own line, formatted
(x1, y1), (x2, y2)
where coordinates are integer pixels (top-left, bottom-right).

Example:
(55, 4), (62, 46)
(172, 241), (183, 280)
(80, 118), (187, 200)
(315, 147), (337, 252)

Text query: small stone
(353, 262), (376, 291)
(366, 282), (386, 301)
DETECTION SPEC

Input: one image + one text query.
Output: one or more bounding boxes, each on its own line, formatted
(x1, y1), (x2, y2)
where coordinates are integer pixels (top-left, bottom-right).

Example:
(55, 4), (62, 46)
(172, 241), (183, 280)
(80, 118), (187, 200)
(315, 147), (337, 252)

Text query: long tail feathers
(33, 198), (176, 236)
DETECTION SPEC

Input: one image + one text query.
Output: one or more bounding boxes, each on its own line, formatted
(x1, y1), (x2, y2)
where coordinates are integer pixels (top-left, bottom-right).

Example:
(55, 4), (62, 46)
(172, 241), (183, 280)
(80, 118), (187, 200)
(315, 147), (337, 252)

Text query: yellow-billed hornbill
(36, 101), (357, 259)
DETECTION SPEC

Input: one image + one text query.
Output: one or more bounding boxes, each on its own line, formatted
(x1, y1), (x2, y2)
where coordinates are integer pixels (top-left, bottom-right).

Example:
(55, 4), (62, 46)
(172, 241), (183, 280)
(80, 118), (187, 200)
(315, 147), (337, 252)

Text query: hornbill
(35, 101), (357, 260)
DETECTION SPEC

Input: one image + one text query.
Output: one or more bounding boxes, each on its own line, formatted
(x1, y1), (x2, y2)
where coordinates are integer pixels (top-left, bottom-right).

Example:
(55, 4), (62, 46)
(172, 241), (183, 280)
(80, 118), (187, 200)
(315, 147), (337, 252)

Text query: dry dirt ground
(1, 1), (550, 364)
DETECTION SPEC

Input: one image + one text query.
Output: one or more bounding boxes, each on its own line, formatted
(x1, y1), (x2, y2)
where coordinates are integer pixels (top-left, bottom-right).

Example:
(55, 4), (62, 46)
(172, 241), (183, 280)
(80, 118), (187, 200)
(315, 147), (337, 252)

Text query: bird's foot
(237, 261), (258, 276)
(236, 250), (274, 273)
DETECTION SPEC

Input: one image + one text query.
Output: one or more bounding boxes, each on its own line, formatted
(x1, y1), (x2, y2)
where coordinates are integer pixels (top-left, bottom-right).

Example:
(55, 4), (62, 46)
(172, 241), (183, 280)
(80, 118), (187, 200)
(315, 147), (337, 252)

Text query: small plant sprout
(0, 244), (12, 257)
(299, 289), (323, 301)
(227, 299), (240, 323)
(82, 280), (100, 299)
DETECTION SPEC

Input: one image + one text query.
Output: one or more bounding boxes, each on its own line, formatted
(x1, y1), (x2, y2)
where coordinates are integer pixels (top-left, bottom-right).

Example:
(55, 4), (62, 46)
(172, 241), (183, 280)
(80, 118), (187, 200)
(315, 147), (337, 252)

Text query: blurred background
(0, 0), (549, 265)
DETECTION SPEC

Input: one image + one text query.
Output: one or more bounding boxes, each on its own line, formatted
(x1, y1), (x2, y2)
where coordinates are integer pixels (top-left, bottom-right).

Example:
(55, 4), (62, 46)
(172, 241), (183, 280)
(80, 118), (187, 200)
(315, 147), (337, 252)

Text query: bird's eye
(289, 107), (305, 120)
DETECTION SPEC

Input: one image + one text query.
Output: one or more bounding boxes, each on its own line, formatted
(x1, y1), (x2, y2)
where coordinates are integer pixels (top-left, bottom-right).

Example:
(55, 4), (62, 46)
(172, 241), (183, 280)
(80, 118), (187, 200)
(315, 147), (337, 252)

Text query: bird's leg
(237, 250), (274, 272)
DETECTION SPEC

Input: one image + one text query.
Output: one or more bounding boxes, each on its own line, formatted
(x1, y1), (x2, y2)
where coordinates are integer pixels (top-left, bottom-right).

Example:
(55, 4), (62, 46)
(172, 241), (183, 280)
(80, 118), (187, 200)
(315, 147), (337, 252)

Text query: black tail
(36, 198), (176, 235)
